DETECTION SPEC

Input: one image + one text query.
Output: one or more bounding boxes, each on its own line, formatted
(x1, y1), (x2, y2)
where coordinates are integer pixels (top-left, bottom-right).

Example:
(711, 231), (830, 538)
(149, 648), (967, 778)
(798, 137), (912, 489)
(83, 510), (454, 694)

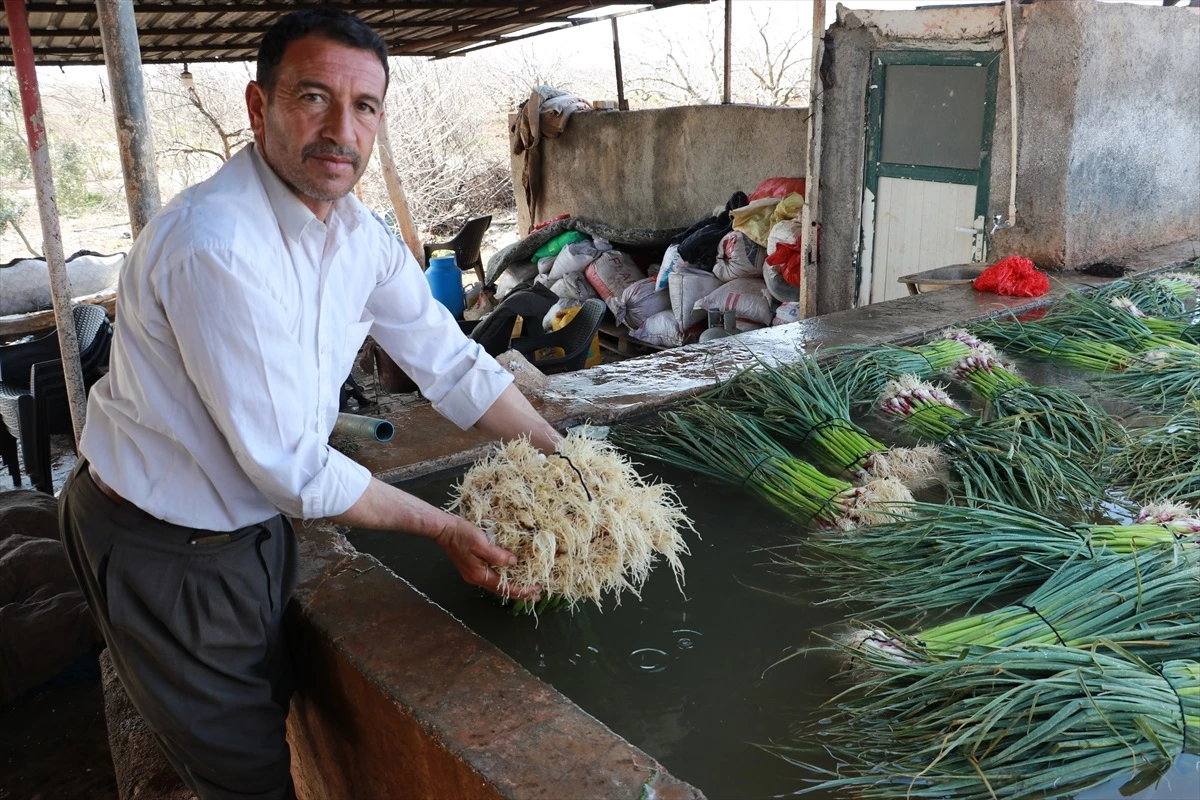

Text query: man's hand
(433, 517), (541, 601)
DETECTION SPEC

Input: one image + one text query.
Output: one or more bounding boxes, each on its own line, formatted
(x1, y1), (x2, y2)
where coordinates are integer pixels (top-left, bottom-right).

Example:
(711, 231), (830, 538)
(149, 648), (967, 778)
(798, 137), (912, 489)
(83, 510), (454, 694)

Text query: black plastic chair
(467, 284), (559, 358)
(423, 215), (492, 286)
(0, 304), (111, 491)
(510, 298), (606, 374)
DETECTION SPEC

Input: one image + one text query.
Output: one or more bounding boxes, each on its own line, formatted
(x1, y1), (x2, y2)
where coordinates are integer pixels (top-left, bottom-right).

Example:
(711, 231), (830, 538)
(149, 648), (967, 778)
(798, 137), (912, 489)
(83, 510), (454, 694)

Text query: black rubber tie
(1016, 602), (1066, 646)
(1158, 664), (1191, 756)
(739, 453), (775, 490)
(552, 453), (592, 503)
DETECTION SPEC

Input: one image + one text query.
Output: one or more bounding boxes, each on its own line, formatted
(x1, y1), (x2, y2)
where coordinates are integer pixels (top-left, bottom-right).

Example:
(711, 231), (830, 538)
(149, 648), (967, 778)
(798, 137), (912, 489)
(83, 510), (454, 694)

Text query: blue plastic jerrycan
(425, 254), (465, 319)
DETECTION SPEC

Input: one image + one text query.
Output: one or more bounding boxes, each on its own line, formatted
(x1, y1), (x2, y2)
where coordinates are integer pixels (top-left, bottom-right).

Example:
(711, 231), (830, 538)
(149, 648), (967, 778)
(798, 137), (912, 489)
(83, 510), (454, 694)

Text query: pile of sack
(490, 176), (806, 350)
(625, 177), (806, 348)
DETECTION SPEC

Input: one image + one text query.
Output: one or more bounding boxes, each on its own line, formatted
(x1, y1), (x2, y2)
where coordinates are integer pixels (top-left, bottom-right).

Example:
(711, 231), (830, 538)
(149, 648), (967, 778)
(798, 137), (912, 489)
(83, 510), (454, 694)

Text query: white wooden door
(869, 177), (978, 303)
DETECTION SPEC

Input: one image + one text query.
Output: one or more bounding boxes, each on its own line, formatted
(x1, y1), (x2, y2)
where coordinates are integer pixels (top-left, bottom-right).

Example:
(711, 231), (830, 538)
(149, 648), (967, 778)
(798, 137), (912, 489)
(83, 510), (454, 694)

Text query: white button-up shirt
(81, 145), (512, 531)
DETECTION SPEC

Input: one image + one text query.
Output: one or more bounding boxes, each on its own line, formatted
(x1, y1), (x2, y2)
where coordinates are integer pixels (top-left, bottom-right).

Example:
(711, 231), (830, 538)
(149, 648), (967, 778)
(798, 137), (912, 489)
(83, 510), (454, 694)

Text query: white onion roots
(449, 432), (694, 610)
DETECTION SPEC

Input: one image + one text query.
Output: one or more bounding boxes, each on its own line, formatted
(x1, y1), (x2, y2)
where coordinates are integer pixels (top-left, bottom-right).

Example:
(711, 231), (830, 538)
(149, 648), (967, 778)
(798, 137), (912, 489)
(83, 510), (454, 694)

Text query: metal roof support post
(722, 0), (732, 104)
(3, 0), (88, 443)
(96, 0), (161, 237)
(799, 0), (825, 319)
(611, 18), (628, 111)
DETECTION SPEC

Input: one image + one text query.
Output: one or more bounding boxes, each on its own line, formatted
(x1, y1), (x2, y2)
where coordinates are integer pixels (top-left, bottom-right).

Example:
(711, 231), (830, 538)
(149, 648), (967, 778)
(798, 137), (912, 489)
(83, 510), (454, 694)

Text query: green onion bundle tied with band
(1097, 348), (1200, 411)
(1111, 410), (1200, 504)
(449, 432), (693, 614)
(706, 358), (945, 489)
(1035, 291), (1200, 355)
(1091, 269), (1200, 316)
(846, 550), (1200, 664)
(972, 318), (1138, 372)
(621, 405), (913, 531)
(940, 332), (1122, 458)
(877, 375), (1104, 512)
(828, 337), (977, 407)
(787, 647), (1199, 800)
(792, 500), (1200, 618)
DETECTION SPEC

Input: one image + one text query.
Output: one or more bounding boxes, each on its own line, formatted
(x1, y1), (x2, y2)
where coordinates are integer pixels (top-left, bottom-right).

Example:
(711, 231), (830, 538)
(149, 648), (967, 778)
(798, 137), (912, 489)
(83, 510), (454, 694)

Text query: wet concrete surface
(343, 239), (1200, 484)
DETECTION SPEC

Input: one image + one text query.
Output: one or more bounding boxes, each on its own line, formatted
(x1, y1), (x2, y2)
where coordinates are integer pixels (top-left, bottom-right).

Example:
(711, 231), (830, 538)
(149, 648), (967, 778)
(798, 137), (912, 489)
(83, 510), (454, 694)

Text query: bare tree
(628, 5), (810, 108)
(142, 63), (254, 194)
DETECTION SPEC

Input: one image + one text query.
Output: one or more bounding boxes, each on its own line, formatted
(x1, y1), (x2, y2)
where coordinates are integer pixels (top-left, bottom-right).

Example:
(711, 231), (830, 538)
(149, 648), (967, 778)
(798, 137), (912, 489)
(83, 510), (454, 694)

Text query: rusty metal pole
(799, 0), (826, 319)
(3, 0), (88, 443)
(611, 18), (627, 111)
(96, 0), (161, 237)
(723, 0), (732, 104)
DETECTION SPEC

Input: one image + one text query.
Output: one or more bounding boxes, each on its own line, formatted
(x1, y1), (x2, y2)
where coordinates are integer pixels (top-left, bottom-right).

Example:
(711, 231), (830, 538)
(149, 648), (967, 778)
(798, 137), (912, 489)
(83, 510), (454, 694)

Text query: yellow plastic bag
(730, 197), (781, 247)
(771, 192), (805, 225)
(550, 305), (603, 368)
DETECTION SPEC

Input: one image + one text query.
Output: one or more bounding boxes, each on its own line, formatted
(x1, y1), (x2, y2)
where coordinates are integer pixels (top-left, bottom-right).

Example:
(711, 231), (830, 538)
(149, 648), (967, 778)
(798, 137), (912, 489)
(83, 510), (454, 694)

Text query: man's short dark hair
(257, 10), (389, 94)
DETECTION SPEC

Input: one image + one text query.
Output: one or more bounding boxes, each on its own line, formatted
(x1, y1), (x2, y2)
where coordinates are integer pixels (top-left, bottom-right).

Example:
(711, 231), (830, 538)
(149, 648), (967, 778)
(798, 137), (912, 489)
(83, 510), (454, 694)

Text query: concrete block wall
(511, 104), (807, 233)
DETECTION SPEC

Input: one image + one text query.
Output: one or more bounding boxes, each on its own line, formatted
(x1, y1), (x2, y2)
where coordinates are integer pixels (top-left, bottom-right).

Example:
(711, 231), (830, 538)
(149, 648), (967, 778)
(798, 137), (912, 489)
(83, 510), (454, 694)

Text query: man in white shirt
(58, 11), (557, 800)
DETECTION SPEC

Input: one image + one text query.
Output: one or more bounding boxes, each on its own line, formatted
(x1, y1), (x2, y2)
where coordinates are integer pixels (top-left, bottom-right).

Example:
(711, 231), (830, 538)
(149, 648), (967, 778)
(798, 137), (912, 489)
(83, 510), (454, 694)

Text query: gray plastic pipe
(333, 412), (395, 443)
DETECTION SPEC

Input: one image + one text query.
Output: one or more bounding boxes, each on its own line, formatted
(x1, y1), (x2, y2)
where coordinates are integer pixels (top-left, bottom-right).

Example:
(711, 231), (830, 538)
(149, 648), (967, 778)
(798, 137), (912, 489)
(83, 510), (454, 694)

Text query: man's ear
(246, 81), (267, 140)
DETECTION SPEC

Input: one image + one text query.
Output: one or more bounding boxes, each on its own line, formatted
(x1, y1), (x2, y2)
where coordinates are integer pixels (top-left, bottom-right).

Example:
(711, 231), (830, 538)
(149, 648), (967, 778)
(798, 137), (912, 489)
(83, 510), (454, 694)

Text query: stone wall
(817, 1), (1200, 314)
(512, 104), (807, 233)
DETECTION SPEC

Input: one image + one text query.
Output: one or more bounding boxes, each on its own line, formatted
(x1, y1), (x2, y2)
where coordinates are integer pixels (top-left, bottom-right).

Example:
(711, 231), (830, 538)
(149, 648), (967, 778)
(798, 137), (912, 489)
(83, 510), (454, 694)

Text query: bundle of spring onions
(1092, 270), (1200, 316)
(847, 550), (1200, 663)
(1037, 291), (1200, 354)
(785, 499), (1200, 617)
(705, 359), (945, 489)
(878, 375), (1105, 511)
(973, 317), (1138, 371)
(786, 647), (1200, 800)
(1108, 295), (1195, 338)
(1096, 347), (1200, 411)
(619, 404), (913, 531)
(942, 333), (1121, 458)
(1111, 410), (1200, 504)
(448, 432), (693, 613)
(827, 337), (976, 406)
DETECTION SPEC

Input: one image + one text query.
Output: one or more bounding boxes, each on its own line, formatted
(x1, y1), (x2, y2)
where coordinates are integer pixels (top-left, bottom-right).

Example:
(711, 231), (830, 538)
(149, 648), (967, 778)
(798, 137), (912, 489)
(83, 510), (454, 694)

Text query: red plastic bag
(972, 256), (1049, 298)
(766, 241), (803, 287)
(749, 177), (806, 202)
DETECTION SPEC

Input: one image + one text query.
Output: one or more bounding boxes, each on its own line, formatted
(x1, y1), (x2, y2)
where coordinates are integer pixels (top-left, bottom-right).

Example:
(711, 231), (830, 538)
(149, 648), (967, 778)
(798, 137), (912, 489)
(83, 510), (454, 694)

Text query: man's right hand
(330, 477), (541, 601)
(433, 518), (542, 602)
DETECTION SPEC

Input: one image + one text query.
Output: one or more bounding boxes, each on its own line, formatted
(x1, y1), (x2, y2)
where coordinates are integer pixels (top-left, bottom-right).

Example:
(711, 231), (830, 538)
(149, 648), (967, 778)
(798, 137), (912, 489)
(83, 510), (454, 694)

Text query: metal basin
(897, 263), (985, 295)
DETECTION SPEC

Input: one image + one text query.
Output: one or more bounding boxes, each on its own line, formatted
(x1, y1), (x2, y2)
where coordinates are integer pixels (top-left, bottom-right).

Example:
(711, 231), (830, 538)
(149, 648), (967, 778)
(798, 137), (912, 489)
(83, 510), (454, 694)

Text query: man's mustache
(301, 144), (361, 168)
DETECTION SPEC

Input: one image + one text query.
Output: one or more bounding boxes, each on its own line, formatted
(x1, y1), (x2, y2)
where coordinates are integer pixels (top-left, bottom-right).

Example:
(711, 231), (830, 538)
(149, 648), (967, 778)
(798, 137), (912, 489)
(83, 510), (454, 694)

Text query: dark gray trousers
(59, 459), (299, 800)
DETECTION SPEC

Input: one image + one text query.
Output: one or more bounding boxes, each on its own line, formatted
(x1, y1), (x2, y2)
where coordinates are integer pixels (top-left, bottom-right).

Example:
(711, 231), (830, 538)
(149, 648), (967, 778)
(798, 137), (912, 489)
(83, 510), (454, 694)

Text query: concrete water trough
(103, 239), (1198, 799)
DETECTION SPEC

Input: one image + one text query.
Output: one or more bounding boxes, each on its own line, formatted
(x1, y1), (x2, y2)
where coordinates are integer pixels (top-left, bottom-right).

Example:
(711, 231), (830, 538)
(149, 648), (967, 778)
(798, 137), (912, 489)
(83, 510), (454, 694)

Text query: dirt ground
(0, 652), (116, 800)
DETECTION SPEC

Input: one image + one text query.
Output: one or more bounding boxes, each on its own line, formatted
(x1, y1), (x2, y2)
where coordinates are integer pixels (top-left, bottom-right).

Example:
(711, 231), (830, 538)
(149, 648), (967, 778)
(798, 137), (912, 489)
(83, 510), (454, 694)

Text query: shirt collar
(248, 143), (369, 243)
(249, 143), (322, 243)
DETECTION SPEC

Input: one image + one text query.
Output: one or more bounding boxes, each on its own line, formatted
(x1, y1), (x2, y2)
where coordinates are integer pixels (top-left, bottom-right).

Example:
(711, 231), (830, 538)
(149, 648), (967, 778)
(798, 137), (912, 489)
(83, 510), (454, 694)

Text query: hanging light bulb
(180, 64), (194, 91)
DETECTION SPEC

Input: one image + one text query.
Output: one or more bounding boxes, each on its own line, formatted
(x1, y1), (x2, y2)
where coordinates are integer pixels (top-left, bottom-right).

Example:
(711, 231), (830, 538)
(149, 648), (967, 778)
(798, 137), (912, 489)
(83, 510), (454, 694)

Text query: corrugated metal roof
(1, 1), (705, 66)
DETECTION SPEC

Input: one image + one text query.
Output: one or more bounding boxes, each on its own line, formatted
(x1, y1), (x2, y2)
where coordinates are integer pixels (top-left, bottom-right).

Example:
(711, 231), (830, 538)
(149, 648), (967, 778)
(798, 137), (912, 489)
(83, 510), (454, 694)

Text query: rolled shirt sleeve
(159, 246), (371, 520)
(365, 234), (513, 430)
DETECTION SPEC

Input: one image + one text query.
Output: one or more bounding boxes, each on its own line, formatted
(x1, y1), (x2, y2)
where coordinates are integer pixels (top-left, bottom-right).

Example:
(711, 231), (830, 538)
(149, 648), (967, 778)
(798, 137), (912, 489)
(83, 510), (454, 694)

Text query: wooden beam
(375, 121), (424, 269)
(611, 18), (626, 111)
(799, 0), (826, 320)
(722, 0), (732, 104)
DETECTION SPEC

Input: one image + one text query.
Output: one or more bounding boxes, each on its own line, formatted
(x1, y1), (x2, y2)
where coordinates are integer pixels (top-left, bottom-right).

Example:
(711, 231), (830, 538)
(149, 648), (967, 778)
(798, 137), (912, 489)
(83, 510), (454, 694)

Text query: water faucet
(990, 214), (1014, 236)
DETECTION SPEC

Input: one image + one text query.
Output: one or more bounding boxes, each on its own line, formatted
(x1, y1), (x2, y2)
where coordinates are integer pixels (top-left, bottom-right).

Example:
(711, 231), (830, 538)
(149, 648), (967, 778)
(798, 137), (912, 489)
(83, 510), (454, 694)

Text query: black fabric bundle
(671, 191), (749, 269)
